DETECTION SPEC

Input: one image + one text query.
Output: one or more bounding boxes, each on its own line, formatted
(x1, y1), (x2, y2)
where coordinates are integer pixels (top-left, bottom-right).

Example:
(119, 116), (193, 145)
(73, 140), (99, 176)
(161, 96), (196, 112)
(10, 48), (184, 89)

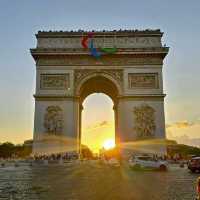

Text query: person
(196, 177), (200, 200)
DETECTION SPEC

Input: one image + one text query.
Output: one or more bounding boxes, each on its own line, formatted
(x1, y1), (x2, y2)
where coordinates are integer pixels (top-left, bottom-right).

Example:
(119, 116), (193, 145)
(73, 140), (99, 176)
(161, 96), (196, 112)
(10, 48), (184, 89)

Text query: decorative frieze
(37, 37), (161, 49)
(128, 73), (159, 89)
(37, 56), (163, 66)
(40, 74), (70, 90)
(133, 104), (156, 138)
(44, 106), (63, 135)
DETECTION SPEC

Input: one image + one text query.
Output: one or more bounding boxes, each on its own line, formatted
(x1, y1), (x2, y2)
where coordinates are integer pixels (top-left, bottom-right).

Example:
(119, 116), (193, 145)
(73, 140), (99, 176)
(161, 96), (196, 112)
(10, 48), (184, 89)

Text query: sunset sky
(0, 1), (200, 150)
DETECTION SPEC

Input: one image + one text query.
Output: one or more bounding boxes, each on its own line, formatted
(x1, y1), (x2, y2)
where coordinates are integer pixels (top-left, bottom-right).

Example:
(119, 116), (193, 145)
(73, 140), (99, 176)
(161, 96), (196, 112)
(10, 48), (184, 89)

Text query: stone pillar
(117, 97), (166, 157)
(33, 98), (79, 154)
(78, 104), (84, 155)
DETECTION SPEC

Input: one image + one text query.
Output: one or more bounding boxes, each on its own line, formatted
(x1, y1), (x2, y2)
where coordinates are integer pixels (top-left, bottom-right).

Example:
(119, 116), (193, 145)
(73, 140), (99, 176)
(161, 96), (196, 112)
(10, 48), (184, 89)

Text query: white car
(129, 155), (168, 171)
(103, 158), (120, 167)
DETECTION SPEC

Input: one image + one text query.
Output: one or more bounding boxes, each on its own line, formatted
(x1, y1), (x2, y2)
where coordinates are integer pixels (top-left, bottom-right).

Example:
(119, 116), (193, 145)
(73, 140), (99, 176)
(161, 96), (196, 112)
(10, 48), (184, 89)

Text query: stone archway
(31, 30), (169, 155)
(76, 74), (121, 152)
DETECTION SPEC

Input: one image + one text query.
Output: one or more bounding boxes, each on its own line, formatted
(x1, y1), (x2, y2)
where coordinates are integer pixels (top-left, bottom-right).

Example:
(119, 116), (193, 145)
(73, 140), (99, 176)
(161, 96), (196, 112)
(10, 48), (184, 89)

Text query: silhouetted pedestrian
(196, 177), (200, 200)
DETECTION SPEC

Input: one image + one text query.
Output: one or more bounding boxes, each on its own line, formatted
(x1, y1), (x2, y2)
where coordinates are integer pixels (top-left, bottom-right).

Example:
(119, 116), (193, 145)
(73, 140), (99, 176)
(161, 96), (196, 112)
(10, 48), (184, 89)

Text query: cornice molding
(34, 94), (76, 101)
(34, 94), (166, 101)
(32, 54), (164, 66)
(118, 94), (166, 101)
(36, 29), (163, 38)
(31, 47), (169, 56)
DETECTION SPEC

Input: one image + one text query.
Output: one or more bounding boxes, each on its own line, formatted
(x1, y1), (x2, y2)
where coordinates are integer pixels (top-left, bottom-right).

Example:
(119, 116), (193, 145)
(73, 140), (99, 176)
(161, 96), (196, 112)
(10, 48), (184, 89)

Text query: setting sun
(103, 139), (115, 150)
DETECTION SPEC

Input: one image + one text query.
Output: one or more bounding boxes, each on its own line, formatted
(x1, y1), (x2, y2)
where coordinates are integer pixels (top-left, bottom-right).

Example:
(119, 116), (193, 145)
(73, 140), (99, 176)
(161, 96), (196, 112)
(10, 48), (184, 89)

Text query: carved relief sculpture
(40, 74), (69, 90)
(74, 69), (123, 87)
(128, 73), (158, 89)
(133, 104), (156, 138)
(44, 106), (63, 135)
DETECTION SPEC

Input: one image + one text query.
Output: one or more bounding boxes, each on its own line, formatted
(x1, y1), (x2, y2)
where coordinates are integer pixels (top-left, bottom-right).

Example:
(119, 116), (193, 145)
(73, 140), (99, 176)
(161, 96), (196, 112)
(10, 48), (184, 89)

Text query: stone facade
(31, 30), (169, 155)
(74, 69), (123, 88)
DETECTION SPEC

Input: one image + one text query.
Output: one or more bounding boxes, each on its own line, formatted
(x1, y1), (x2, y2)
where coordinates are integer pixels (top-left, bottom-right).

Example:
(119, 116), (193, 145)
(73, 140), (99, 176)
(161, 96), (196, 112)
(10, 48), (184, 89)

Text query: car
(104, 158), (120, 167)
(129, 155), (168, 171)
(188, 157), (200, 173)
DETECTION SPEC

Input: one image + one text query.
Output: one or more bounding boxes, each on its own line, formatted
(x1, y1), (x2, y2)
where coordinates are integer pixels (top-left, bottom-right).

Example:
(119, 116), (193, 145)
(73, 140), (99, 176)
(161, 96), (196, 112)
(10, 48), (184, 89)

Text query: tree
(81, 144), (93, 159)
(0, 142), (32, 158)
(0, 142), (15, 158)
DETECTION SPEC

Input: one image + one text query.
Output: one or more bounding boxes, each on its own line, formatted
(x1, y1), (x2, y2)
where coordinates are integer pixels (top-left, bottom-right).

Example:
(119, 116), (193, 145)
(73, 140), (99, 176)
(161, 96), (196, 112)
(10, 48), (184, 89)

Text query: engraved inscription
(128, 73), (158, 89)
(40, 74), (69, 90)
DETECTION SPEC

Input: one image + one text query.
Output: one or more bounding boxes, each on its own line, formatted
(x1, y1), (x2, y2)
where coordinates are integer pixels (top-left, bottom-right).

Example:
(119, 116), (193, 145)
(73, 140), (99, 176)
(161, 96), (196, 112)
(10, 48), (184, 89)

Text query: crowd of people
(32, 151), (79, 161)
(197, 177), (200, 200)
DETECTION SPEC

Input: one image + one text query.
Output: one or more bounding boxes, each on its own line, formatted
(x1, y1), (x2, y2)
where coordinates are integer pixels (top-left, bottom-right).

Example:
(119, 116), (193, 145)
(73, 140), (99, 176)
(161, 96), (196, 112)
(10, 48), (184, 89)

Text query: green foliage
(0, 142), (32, 158)
(167, 143), (200, 157)
(165, 139), (177, 145)
(81, 144), (93, 159)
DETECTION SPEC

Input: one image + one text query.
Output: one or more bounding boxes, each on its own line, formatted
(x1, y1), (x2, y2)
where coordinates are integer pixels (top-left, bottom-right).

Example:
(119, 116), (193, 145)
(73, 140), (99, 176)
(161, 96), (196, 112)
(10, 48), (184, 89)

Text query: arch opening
(78, 75), (119, 105)
(81, 93), (115, 153)
(78, 75), (120, 154)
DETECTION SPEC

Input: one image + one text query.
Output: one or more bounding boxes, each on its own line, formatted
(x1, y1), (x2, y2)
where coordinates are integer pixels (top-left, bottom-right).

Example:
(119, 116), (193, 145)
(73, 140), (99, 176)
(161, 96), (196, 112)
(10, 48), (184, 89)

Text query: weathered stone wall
(31, 30), (169, 155)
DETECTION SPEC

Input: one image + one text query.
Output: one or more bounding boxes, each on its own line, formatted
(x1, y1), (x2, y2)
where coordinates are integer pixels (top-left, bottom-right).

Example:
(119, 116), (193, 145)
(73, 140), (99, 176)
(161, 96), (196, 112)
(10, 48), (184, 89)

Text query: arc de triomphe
(31, 30), (169, 155)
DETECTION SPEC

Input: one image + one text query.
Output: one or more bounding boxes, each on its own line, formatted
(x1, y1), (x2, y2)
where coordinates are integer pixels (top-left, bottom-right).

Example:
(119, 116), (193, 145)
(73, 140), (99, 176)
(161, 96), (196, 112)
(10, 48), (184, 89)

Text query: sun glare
(103, 139), (115, 150)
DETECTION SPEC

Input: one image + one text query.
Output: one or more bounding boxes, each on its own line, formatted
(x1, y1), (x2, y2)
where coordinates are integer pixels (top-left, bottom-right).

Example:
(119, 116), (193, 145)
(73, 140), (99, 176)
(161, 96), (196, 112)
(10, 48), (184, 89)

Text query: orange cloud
(166, 119), (200, 147)
(85, 120), (111, 132)
(166, 121), (193, 129)
(99, 121), (109, 126)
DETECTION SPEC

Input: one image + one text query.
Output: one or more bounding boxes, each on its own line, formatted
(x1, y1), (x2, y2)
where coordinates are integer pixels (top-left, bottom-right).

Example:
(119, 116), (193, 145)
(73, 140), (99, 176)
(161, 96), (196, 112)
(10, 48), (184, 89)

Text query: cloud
(85, 120), (111, 132)
(167, 121), (193, 129)
(168, 134), (200, 147)
(99, 121), (109, 126)
(166, 118), (200, 147)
